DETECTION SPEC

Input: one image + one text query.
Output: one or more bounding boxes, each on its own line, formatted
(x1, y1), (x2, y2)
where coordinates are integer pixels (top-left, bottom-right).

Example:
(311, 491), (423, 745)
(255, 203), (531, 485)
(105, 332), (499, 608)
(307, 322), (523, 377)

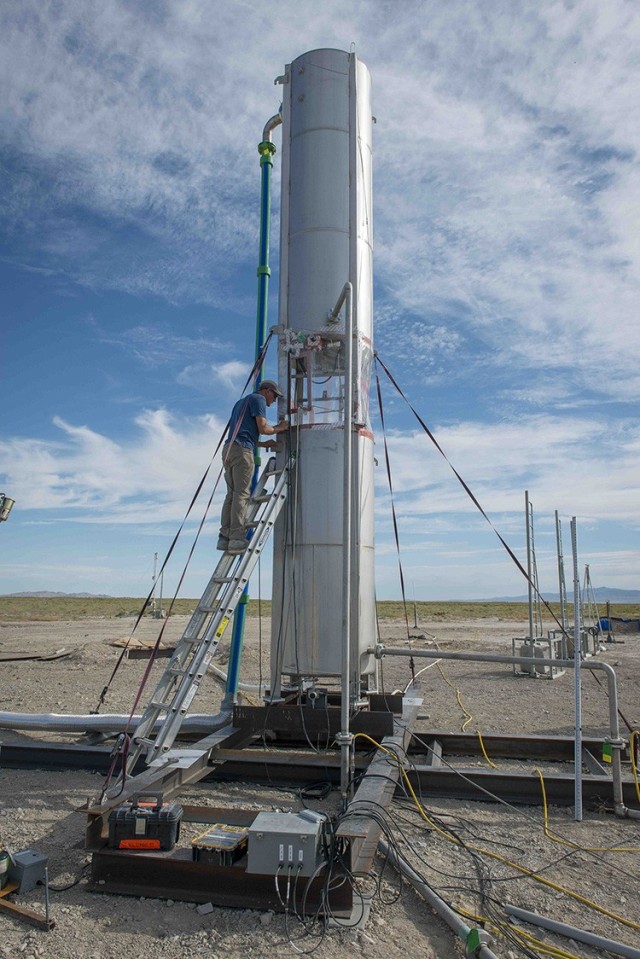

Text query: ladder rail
(143, 474), (290, 762)
(121, 454), (294, 776)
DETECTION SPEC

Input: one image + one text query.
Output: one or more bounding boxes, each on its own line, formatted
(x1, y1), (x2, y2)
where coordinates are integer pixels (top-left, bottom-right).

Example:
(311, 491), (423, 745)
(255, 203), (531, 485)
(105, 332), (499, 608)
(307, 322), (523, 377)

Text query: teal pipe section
(225, 137), (277, 704)
(254, 140), (276, 385)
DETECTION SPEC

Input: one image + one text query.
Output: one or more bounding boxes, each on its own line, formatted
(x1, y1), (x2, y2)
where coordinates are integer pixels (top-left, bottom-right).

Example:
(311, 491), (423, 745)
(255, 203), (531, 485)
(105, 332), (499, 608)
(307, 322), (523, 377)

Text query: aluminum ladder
(122, 453), (294, 776)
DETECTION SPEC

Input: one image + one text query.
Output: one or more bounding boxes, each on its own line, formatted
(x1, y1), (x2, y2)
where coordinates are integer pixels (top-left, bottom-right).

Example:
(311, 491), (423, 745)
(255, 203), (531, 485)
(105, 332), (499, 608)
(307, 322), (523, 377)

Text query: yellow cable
(458, 907), (582, 959)
(353, 732), (640, 933)
(535, 768), (640, 853)
(436, 662), (473, 732)
(476, 730), (497, 769)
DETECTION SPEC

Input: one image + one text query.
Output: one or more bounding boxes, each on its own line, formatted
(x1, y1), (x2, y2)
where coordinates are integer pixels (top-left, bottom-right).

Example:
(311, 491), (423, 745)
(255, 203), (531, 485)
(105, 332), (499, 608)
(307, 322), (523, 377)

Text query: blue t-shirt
(227, 392), (267, 450)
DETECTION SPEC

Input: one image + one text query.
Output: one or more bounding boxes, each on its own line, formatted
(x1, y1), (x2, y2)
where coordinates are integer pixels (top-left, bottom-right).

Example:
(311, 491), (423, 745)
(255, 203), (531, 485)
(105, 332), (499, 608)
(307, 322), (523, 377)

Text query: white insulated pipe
(379, 839), (498, 959)
(504, 905), (640, 959)
(0, 711), (225, 734)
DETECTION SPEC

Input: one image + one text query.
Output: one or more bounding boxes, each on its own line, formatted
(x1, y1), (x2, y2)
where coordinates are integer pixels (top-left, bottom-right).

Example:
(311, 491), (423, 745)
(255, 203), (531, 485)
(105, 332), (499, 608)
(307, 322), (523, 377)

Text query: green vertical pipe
(225, 139), (277, 704)
(254, 141), (277, 383)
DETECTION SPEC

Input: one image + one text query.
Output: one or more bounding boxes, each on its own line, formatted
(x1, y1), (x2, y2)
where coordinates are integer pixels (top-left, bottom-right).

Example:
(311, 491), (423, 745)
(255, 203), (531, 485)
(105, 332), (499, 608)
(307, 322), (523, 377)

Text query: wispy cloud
(375, 413), (640, 525)
(0, 409), (227, 521)
(94, 323), (231, 367)
(2, 0), (639, 596)
(176, 359), (251, 393)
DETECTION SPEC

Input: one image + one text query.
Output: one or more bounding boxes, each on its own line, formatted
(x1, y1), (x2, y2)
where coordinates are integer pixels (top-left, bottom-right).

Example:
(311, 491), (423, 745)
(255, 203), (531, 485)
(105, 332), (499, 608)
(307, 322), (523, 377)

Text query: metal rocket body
(270, 49), (376, 693)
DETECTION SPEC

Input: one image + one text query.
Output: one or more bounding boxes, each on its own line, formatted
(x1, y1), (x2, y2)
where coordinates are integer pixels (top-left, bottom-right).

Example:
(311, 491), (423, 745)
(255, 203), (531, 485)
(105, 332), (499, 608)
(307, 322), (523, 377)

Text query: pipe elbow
(262, 112), (282, 144)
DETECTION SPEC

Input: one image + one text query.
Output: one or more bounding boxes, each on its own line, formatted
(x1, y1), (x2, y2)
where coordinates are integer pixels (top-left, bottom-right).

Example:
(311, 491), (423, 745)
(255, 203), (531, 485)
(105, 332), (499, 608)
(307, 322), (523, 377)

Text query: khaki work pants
(220, 442), (255, 543)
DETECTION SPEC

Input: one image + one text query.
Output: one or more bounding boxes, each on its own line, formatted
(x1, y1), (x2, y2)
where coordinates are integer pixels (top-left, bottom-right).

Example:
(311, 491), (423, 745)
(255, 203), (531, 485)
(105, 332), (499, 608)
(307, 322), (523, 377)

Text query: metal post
(555, 511), (568, 637)
(571, 517), (583, 821)
(151, 552), (158, 618)
(339, 282), (354, 801)
(44, 865), (50, 926)
(525, 491), (534, 642)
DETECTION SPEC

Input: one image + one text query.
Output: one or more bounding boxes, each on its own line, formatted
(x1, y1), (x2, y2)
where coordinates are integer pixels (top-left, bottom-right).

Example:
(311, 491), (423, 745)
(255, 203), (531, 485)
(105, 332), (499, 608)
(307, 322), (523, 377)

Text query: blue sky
(1, 0), (639, 600)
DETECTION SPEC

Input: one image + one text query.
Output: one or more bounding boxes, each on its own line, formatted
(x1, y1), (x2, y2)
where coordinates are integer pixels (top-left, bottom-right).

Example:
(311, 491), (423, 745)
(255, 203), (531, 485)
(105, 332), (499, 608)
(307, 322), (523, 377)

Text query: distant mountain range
(4, 591), (113, 598)
(4, 587), (639, 603)
(479, 587), (640, 604)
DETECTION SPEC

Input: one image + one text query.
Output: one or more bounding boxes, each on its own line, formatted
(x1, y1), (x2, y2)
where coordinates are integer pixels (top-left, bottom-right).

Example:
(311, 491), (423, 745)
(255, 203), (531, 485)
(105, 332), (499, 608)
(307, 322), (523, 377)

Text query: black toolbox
(108, 793), (183, 850)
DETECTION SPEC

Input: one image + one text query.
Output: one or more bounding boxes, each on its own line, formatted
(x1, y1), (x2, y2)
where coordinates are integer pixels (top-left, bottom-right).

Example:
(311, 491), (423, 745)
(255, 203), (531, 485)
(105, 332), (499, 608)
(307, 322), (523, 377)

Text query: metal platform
(82, 692), (423, 909)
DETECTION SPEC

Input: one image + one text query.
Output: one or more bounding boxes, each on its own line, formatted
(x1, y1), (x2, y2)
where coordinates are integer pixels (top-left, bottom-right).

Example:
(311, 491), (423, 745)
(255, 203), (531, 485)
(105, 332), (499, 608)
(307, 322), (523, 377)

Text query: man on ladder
(218, 379), (288, 554)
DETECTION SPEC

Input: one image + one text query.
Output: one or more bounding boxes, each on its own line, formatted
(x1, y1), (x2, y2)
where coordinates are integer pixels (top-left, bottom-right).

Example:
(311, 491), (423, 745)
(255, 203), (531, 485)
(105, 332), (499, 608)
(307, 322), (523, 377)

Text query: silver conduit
(0, 711), (227, 734)
(504, 904), (640, 959)
(379, 839), (499, 959)
(371, 645), (640, 821)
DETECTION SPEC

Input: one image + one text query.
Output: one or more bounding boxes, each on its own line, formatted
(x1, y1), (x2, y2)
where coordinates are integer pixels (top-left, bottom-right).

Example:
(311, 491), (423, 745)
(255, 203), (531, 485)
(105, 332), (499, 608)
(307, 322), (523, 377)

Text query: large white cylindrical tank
(270, 49), (375, 690)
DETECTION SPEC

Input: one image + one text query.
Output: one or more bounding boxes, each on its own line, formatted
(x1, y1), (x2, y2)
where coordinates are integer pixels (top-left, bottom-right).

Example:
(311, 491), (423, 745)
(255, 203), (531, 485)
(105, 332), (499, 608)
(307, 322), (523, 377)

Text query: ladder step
(167, 665), (187, 676)
(123, 453), (295, 775)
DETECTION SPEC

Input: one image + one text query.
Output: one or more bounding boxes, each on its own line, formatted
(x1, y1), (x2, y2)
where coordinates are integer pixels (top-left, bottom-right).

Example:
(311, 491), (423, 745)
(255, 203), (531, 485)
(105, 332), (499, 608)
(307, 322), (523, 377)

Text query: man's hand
(256, 415), (288, 437)
(259, 440), (279, 451)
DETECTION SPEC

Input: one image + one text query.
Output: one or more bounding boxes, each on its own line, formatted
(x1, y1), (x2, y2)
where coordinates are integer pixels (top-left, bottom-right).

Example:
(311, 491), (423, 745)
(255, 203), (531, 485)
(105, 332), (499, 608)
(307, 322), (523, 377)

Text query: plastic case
(191, 824), (249, 866)
(108, 793), (183, 851)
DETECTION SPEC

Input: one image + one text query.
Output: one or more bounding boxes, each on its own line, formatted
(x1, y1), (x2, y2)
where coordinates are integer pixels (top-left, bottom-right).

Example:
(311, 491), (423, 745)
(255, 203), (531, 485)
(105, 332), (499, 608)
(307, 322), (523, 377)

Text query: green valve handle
(466, 927), (492, 957)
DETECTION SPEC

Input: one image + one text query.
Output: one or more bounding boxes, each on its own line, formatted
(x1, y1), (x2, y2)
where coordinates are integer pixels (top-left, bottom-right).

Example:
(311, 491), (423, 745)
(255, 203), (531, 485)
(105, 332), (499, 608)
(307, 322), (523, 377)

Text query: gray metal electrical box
(247, 811), (325, 877)
(8, 850), (48, 893)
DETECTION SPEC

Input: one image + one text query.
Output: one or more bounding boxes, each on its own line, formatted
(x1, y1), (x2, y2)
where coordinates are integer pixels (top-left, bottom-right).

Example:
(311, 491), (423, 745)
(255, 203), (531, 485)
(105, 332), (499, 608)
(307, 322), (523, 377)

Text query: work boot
(228, 539), (248, 555)
(216, 536), (229, 551)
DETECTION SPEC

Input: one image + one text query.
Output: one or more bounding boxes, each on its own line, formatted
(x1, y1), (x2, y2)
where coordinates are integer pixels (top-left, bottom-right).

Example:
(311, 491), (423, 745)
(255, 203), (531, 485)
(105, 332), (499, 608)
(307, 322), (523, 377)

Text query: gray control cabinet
(247, 811), (325, 878)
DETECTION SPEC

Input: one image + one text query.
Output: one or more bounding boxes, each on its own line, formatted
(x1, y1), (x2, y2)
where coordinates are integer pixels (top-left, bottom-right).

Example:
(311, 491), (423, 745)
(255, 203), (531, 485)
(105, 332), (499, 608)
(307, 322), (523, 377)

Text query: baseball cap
(259, 379), (284, 398)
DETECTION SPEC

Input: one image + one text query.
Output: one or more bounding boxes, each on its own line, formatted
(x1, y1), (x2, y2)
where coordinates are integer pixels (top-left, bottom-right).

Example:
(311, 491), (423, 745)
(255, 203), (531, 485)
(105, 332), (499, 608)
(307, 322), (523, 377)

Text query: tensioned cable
(374, 352), (636, 735)
(374, 352), (564, 632)
(373, 364), (412, 650)
(101, 340), (280, 796)
(93, 333), (274, 715)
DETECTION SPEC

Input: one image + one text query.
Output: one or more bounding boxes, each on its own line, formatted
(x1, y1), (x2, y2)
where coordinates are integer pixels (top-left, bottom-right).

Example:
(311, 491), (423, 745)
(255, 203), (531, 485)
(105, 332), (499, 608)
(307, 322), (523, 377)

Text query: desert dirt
(0, 611), (639, 959)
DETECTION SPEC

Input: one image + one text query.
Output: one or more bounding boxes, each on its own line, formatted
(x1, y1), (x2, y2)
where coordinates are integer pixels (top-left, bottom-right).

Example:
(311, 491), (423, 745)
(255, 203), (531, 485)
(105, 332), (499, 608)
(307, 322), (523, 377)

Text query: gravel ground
(0, 613), (639, 959)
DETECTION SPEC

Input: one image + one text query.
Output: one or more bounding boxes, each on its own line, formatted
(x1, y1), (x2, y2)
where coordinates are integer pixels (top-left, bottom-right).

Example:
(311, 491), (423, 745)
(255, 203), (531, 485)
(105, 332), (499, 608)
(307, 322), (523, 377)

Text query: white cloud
(95, 323), (231, 367)
(375, 413), (640, 525)
(0, 409), (227, 521)
(2, 0), (639, 597)
(177, 359), (251, 393)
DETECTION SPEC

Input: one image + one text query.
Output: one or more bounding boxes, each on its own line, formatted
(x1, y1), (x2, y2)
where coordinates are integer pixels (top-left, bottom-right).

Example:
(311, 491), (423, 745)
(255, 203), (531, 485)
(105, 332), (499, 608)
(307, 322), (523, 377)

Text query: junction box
(8, 850), (48, 893)
(247, 810), (326, 877)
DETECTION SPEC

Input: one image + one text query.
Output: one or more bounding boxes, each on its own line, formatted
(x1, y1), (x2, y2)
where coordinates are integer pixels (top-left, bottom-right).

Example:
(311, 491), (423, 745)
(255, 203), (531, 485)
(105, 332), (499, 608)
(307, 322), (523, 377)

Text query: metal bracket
(334, 731), (353, 747)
